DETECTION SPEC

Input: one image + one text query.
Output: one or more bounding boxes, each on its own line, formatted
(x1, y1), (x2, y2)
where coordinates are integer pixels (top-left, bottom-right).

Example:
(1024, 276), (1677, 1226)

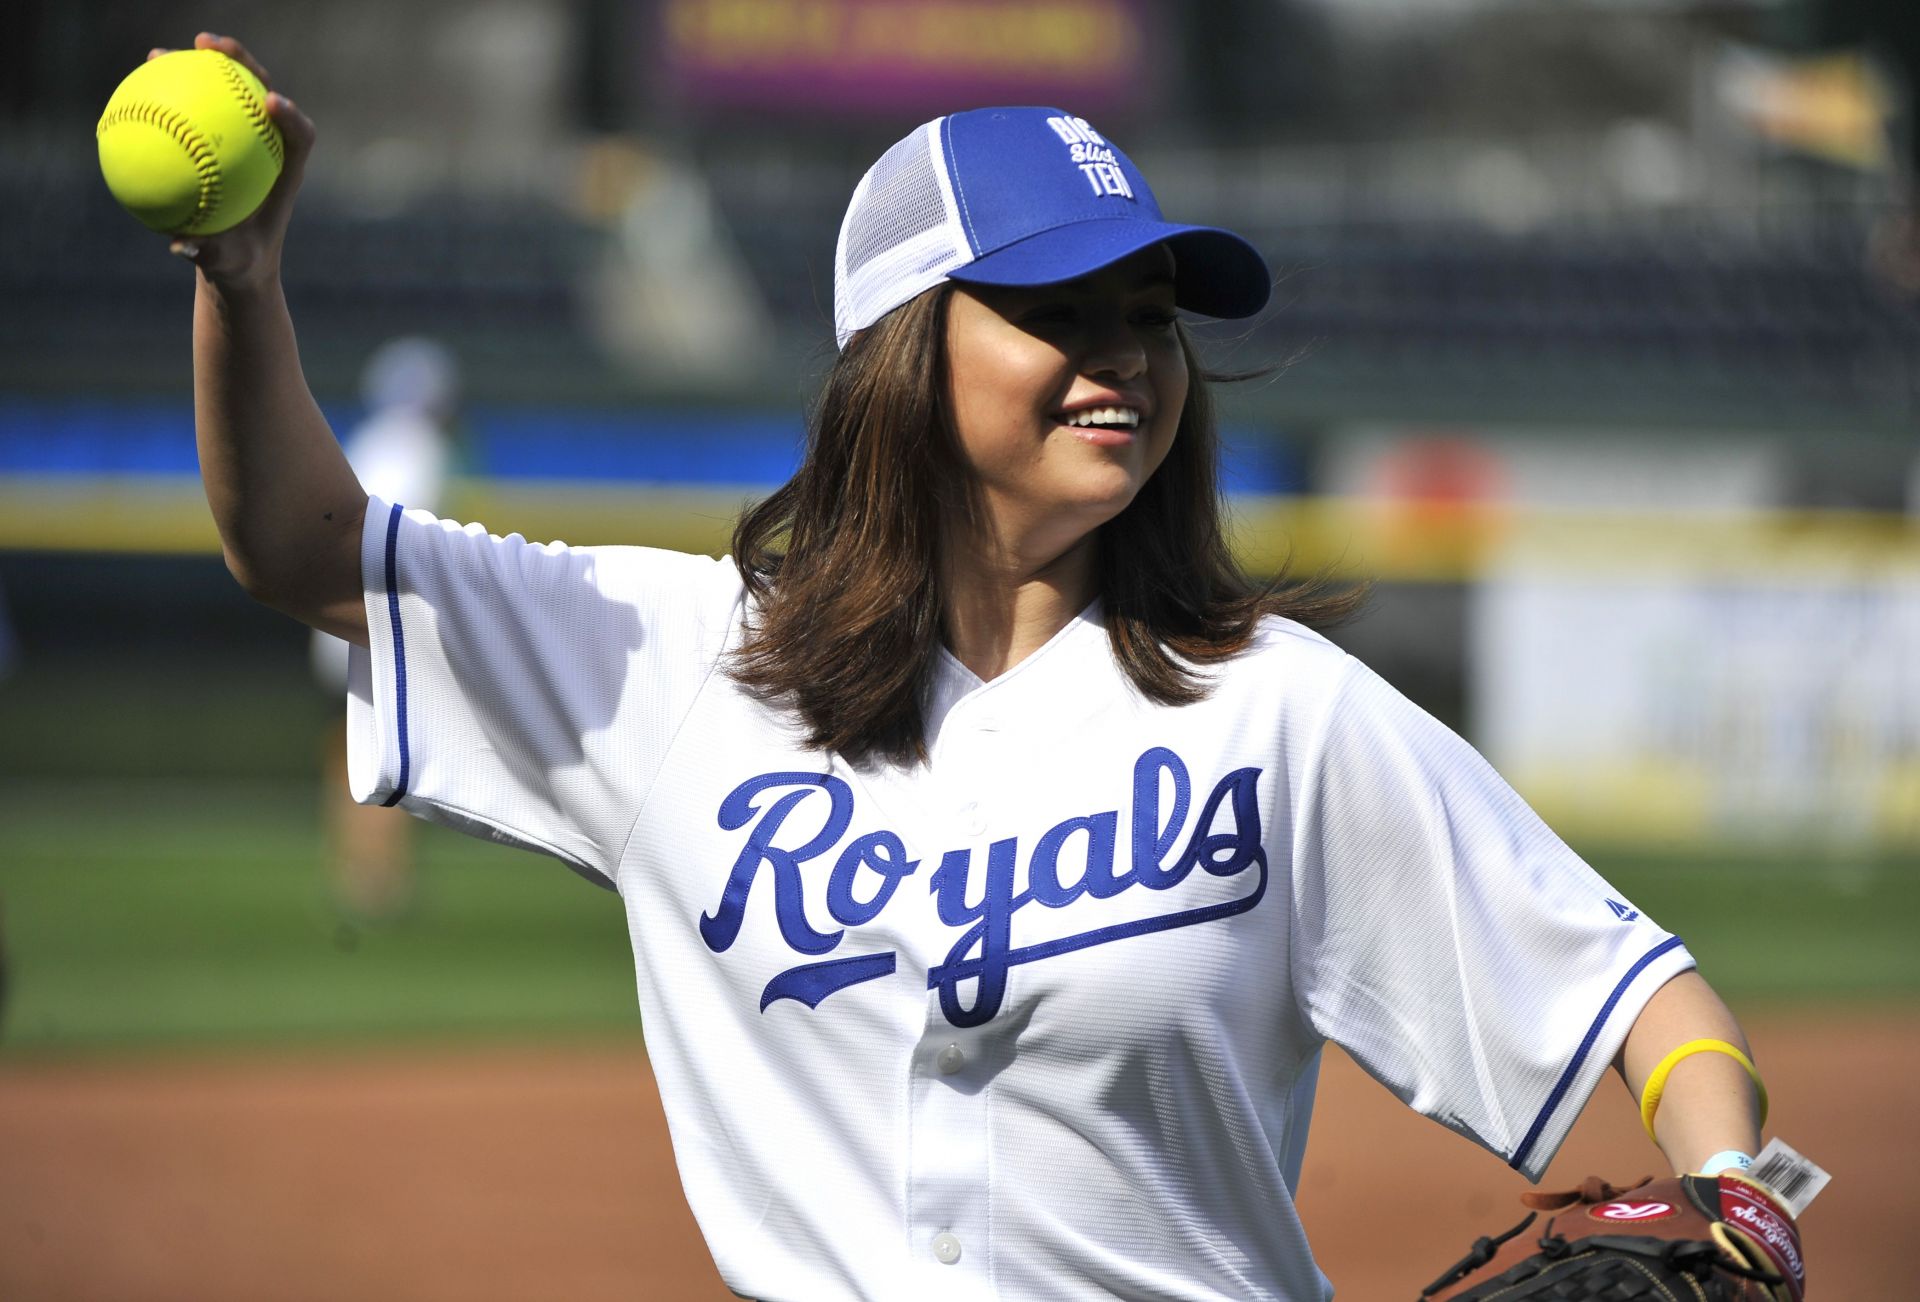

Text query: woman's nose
(1082, 315), (1149, 380)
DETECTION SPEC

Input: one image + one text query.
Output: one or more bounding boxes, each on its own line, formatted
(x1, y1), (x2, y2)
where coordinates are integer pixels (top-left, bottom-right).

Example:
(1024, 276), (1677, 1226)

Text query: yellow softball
(96, 49), (285, 236)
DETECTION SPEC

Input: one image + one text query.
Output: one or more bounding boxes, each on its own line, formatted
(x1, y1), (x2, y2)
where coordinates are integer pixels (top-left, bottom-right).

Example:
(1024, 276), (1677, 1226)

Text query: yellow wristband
(1638, 1038), (1769, 1144)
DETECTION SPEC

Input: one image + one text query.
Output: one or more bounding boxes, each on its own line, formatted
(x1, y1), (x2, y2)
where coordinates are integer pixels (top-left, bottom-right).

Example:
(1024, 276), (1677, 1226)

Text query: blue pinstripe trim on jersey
(1509, 934), (1686, 1172)
(380, 501), (411, 808)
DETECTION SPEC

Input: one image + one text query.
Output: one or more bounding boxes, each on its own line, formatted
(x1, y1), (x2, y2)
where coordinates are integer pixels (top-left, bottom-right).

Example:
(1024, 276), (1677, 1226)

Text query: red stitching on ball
(97, 101), (221, 230)
(213, 55), (283, 167)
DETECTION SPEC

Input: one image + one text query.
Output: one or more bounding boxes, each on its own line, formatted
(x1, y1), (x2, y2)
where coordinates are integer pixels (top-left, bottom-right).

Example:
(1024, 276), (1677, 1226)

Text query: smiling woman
(171, 43), (1793, 1301)
(947, 251), (1187, 552)
(729, 234), (1352, 765)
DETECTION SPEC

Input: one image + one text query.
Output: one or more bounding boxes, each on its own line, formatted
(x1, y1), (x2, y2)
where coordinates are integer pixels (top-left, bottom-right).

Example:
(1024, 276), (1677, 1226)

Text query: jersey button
(932, 1232), (963, 1265)
(961, 802), (987, 835)
(936, 1044), (966, 1075)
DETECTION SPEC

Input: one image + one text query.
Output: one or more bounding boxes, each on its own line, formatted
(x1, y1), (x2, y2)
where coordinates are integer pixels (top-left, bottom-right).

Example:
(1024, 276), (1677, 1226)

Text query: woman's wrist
(195, 258), (284, 299)
(1697, 1148), (1755, 1177)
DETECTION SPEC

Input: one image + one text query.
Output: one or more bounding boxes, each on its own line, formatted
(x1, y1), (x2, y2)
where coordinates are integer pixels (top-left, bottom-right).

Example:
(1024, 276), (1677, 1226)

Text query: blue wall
(0, 397), (1306, 495)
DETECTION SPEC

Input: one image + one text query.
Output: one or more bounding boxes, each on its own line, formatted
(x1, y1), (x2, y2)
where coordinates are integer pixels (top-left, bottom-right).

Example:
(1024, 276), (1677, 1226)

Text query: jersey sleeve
(346, 497), (746, 887)
(1288, 658), (1696, 1180)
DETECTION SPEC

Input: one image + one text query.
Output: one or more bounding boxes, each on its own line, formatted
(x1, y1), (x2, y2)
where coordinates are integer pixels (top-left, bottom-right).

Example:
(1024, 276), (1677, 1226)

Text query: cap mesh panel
(842, 130), (950, 281)
(834, 122), (971, 346)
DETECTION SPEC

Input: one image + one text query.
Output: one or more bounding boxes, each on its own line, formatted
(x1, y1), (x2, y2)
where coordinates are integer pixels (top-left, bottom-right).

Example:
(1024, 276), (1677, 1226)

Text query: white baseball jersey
(348, 498), (1695, 1302)
(313, 408), (454, 691)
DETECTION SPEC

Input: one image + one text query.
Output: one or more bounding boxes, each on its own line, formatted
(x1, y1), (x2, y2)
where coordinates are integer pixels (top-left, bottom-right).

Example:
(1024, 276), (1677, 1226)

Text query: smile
(1058, 406), (1142, 430)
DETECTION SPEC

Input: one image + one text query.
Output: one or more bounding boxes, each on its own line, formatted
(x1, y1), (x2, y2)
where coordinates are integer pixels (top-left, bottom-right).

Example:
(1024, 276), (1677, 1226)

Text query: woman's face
(944, 244), (1188, 562)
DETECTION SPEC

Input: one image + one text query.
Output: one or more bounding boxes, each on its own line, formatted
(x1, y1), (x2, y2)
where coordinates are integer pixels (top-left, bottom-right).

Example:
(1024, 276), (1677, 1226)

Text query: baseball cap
(833, 107), (1271, 349)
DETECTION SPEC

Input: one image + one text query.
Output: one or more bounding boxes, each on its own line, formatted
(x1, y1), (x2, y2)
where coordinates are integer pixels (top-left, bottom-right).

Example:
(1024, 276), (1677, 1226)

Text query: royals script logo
(697, 746), (1266, 1027)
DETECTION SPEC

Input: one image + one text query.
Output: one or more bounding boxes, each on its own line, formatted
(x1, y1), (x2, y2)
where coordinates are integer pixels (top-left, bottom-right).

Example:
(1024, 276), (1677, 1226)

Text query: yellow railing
(5, 475), (1919, 580)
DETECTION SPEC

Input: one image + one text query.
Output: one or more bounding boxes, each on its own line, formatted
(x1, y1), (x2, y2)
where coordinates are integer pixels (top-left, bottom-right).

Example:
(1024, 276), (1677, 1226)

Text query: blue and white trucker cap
(833, 107), (1272, 349)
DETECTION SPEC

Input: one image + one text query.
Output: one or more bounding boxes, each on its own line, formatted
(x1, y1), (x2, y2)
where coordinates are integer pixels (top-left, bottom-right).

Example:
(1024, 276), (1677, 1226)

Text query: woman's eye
(1021, 305), (1077, 326)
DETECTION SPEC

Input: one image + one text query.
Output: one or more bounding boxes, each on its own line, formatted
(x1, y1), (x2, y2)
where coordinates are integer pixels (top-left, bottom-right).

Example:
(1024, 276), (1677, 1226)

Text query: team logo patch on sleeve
(1587, 1199), (1677, 1222)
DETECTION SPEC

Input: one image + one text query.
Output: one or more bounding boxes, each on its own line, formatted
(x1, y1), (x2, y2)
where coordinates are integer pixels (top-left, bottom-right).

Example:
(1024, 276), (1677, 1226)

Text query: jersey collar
(925, 599), (1106, 752)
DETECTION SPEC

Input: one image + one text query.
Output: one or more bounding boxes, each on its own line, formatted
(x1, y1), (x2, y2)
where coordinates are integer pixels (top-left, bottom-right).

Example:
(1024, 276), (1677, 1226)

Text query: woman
(174, 32), (1783, 1302)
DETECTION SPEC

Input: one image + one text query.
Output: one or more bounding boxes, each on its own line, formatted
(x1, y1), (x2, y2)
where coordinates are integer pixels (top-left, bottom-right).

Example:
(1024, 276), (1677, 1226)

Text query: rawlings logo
(1727, 1200), (1804, 1281)
(697, 746), (1266, 1026)
(1590, 1201), (1676, 1222)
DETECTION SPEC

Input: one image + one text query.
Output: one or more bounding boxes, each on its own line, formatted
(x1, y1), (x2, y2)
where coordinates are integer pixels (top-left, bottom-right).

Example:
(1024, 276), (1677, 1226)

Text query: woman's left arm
(1615, 970), (1764, 1174)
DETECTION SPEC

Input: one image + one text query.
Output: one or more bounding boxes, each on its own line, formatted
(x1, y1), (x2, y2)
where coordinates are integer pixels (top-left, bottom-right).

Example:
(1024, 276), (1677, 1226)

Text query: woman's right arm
(171, 33), (369, 645)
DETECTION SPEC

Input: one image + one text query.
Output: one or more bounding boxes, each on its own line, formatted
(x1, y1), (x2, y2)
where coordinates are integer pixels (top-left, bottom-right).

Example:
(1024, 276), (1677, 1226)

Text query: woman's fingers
(255, 92), (315, 216)
(146, 36), (270, 91)
(267, 92), (315, 152)
(193, 32), (273, 90)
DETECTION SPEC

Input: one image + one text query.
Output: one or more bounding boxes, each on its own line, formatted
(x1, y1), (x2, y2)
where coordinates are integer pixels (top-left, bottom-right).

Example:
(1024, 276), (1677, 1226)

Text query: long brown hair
(729, 283), (1363, 766)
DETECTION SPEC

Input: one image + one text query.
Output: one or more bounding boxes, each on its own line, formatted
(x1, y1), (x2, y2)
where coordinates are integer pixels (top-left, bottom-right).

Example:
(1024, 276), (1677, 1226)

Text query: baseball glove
(1418, 1173), (1804, 1301)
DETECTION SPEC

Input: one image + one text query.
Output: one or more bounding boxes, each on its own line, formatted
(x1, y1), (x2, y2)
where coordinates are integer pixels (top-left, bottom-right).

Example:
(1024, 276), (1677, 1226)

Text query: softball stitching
(96, 101), (221, 231)
(213, 56), (284, 167)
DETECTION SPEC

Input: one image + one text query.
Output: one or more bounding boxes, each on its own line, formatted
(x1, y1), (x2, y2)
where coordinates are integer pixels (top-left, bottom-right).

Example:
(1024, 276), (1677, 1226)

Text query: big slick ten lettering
(1046, 114), (1135, 199)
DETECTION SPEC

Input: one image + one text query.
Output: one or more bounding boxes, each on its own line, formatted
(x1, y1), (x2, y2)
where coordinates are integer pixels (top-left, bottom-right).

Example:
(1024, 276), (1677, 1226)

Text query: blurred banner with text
(1473, 519), (1920, 851)
(656, 0), (1159, 119)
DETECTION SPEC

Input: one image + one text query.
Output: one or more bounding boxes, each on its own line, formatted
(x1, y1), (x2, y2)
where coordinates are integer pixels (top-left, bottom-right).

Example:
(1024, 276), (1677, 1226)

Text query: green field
(3, 777), (1915, 1057)
(0, 781), (644, 1054)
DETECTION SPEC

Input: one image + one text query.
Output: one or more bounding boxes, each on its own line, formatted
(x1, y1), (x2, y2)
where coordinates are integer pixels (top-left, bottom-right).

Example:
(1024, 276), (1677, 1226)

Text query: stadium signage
(660, 0), (1154, 117)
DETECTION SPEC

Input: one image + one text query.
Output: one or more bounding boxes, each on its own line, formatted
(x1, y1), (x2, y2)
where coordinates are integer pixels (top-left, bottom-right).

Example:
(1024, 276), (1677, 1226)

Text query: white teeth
(1063, 406), (1141, 429)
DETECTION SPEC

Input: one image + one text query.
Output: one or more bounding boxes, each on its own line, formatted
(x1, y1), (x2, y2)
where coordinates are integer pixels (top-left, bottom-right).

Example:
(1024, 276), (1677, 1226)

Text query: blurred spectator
(0, 579), (15, 682)
(0, 578), (11, 1034)
(1826, 0), (1920, 294)
(312, 337), (461, 923)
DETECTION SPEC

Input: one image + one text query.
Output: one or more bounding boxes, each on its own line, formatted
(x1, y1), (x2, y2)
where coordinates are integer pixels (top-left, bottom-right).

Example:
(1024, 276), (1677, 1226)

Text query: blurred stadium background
(2, 1), (1917, 1298)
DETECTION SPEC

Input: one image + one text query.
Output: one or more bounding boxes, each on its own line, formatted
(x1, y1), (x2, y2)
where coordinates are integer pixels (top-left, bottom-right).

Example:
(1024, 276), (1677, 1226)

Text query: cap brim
(945, 219), (1271, 320)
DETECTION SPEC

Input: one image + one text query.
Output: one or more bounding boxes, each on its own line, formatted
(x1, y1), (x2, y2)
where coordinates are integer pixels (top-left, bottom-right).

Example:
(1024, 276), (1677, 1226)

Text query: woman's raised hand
(150, 33), (316, 289)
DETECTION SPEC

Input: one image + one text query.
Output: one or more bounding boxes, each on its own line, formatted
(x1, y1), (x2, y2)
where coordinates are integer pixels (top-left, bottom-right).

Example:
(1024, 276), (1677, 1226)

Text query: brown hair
(729, 283), (1364, 766)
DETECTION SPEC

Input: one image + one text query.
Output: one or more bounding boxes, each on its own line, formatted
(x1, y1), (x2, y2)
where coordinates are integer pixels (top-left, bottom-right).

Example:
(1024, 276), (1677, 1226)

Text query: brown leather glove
(1419, 1173), (1804, 1301)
